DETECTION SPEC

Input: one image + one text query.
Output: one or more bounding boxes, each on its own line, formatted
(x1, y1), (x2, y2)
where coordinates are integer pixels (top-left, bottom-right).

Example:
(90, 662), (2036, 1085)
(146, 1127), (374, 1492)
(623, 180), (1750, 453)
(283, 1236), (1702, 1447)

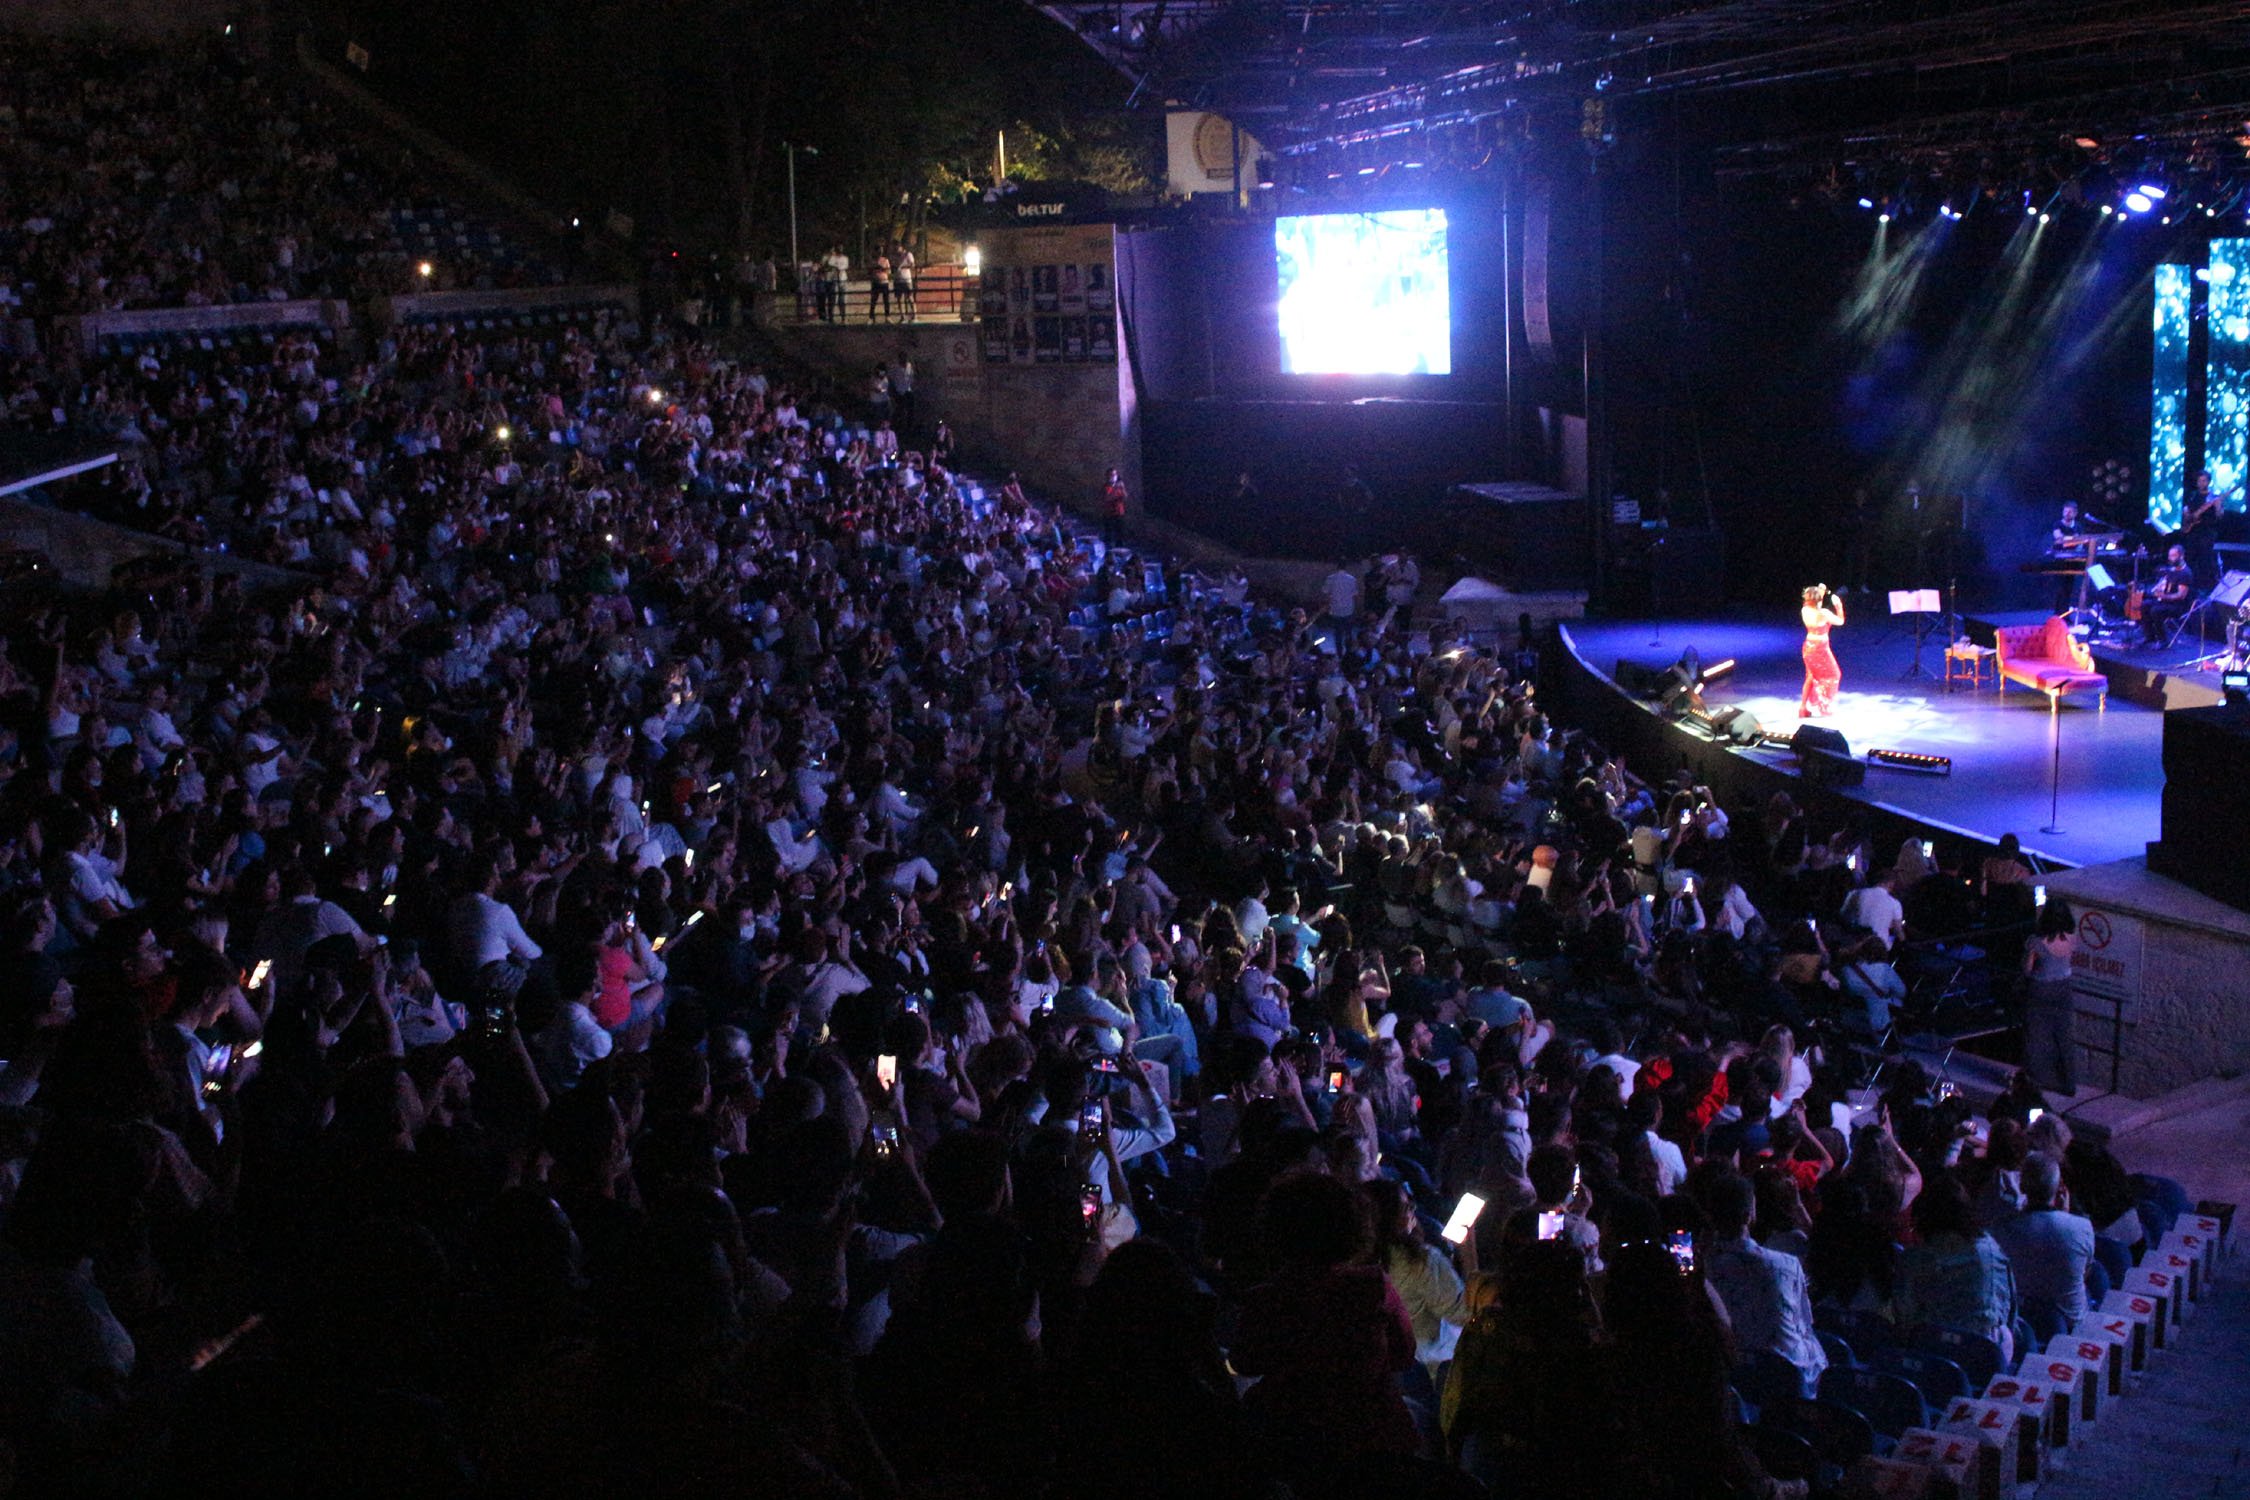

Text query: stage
(1962, 608), (2233, 711)
(1561, 615), (2170, 869)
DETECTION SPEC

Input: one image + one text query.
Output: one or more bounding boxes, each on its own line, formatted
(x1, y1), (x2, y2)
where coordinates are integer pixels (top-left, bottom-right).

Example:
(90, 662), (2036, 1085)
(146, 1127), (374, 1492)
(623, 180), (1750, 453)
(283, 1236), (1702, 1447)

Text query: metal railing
(770, 265), (973, 326)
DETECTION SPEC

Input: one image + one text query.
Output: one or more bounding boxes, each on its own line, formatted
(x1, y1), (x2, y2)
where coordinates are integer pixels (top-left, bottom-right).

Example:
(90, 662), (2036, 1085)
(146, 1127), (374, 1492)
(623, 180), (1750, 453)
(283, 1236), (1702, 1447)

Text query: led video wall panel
(2150, 262), (2191, 531)
(2204, 240), (2250, 514)
(1274, 209), (1452, 376)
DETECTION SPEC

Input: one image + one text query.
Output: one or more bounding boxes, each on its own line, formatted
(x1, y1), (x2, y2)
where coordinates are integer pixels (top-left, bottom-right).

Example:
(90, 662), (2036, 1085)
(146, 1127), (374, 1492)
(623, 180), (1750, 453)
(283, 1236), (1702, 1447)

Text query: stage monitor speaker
(1791, 724), (1851, 757)
(1709, 706), (1767, 745)
(1614, 659), (1665, 697)
(1797, 747), (1866, 788)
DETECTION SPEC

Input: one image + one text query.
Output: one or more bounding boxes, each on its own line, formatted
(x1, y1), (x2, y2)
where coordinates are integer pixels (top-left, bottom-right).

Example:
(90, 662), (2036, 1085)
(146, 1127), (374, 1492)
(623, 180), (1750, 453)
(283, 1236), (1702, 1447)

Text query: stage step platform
(1960, 610), (2228, 711)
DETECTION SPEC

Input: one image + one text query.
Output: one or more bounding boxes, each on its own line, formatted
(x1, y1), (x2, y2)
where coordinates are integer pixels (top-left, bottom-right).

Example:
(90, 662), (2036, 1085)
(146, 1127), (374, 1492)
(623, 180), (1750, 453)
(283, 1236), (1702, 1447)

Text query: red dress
(1800, 609), (1841, 717)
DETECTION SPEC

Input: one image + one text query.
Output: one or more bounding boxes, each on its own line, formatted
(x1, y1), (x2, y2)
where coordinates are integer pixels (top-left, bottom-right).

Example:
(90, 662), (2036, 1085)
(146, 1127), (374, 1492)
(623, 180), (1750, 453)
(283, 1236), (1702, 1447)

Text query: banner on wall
(976, 224), (1118, 367)
(1523, 179), (1554, 360)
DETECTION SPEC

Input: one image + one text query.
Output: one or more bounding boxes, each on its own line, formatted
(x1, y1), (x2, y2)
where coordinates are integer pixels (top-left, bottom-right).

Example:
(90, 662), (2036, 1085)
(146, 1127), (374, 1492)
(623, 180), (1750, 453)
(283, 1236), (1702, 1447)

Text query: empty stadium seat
(1817, 1366), (1929, 1441)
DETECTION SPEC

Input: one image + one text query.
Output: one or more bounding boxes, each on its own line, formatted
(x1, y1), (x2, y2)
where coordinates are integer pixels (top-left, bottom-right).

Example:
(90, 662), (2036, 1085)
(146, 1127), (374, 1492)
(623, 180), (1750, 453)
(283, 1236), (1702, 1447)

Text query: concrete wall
(2043, 858), (2250, 1098)
(61, 298), (347, 356)
(382, 283), (639, 327)
(764, 320), (1140, 521)
(0, 497), (299, 591)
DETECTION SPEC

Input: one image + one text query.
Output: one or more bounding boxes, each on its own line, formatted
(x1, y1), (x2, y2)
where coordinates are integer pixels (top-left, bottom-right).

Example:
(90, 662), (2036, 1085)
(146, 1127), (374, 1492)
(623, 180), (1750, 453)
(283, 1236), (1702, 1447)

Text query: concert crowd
(0, 34), (2201, 1500)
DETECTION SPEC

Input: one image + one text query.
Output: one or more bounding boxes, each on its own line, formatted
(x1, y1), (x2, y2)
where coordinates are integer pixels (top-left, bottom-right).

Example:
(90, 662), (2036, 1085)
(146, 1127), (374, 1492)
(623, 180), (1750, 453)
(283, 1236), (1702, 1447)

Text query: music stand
(1889, 588), (1941, 678)
(2183, 571), (2250, 668)
(2084, 562), (2126, 640)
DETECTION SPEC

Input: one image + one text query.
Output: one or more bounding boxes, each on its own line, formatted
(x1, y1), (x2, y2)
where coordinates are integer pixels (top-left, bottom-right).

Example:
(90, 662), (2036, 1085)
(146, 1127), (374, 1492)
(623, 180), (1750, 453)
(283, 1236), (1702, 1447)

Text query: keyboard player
(2038, 503), (2122, 614)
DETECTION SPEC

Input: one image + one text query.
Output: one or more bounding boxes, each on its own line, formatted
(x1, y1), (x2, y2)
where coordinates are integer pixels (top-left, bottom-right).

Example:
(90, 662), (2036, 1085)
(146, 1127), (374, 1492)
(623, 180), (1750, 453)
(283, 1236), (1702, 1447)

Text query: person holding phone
(1839, 865), (1906, 951)
(1366, 1178), (1470, 1383)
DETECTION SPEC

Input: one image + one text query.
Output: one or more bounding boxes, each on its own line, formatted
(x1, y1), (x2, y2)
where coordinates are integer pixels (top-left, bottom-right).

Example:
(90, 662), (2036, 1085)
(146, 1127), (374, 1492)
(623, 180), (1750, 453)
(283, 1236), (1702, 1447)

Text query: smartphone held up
(1440, 1192), (1487, 1246)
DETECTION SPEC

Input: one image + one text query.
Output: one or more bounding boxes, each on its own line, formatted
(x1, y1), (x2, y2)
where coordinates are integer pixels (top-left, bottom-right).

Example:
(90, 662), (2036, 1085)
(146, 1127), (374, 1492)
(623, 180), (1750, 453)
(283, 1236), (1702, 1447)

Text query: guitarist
(2182, 469), (2224, 586)
(2141, 543), (2197, 646)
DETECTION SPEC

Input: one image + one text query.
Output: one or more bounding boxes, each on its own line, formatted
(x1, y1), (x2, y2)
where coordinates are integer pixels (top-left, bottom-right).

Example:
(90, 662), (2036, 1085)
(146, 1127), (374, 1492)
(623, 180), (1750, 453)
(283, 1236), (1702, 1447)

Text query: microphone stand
(2042, 691), (2066, 835)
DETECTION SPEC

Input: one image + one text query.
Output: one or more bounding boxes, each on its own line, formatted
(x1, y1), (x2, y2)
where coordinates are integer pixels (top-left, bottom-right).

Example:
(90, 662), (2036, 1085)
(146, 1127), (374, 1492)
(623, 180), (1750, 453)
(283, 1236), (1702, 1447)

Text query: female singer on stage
(1799, 584), (1844, 718)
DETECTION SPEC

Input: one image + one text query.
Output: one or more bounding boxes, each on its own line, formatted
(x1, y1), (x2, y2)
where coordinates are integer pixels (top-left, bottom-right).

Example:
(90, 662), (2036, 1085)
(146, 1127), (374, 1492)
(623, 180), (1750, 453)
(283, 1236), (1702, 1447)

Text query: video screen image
(1274, 208), (1452, 376)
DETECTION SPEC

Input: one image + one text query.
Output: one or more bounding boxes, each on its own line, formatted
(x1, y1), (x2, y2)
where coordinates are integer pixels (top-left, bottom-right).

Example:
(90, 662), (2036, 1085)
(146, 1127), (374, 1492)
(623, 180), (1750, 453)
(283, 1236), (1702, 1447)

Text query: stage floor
(1566, 616), (2166, 869)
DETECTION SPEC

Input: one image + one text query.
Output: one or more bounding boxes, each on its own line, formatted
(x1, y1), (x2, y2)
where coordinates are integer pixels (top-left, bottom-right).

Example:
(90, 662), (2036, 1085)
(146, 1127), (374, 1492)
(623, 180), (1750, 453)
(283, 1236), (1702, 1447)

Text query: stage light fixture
(2040, 214), (2051, 224)
(494, 425), (511, 442)
(2137, 184), (2168, 201)
(1859, 197), (1874, 209)
(1878, 213), (1892, 223)
(2125, 192), (2154, 214)
(2101, 205), (2113, 216)
(1866, 747), (1952, 776)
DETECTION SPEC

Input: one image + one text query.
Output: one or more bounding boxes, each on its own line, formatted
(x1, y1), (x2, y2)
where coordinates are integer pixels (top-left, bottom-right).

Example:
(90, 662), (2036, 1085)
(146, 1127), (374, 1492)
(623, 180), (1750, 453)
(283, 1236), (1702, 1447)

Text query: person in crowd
(2022, 900), (2080, 1096)
(1229, 1171), (1420, 1478)
(1991, 1150), (2096, 1338)
(1699, 1169), (1827, 1396)
(1894, 1171), (2019, 1361)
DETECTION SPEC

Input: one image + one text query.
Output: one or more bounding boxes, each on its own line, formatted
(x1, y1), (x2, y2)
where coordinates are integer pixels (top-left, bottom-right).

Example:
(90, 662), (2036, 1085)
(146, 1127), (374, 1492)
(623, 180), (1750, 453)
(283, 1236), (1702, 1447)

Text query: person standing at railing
(869, 251), (892, 322)
(892, 245), (916, 319)
(819, 245), (849, 322)
(2021, 900), (2079, 1097)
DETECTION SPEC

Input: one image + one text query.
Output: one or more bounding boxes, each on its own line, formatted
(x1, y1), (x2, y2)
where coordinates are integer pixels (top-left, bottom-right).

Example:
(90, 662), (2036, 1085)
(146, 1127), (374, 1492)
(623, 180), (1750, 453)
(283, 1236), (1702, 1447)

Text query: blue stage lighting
(1858, 197), (1874, 209)
(2137, 184), (2168, 201)
(2125, 192), (2154, 214)
(2206, 241), (2250, 519)
(2151, 263), (2192, 532)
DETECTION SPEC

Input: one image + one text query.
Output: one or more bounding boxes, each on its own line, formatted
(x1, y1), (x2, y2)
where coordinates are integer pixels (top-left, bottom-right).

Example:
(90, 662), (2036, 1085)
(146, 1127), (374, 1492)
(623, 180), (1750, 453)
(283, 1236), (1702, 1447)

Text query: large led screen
(1274, 208), (1452, 376)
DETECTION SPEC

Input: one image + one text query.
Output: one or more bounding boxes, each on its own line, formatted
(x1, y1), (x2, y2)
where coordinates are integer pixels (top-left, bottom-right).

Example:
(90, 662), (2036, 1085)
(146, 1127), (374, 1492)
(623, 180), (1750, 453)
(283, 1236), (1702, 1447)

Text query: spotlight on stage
(2124, 191), (2154, 215)
(2135, 184), (2168, 202)
(1866, 747), (1952, 776)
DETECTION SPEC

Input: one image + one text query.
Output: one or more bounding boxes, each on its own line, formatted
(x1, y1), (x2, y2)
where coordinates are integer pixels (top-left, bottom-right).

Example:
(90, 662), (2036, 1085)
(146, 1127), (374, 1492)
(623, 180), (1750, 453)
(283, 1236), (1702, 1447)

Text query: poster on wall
(975, 224), (1119, 366)
(939, 330), (979, 383)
